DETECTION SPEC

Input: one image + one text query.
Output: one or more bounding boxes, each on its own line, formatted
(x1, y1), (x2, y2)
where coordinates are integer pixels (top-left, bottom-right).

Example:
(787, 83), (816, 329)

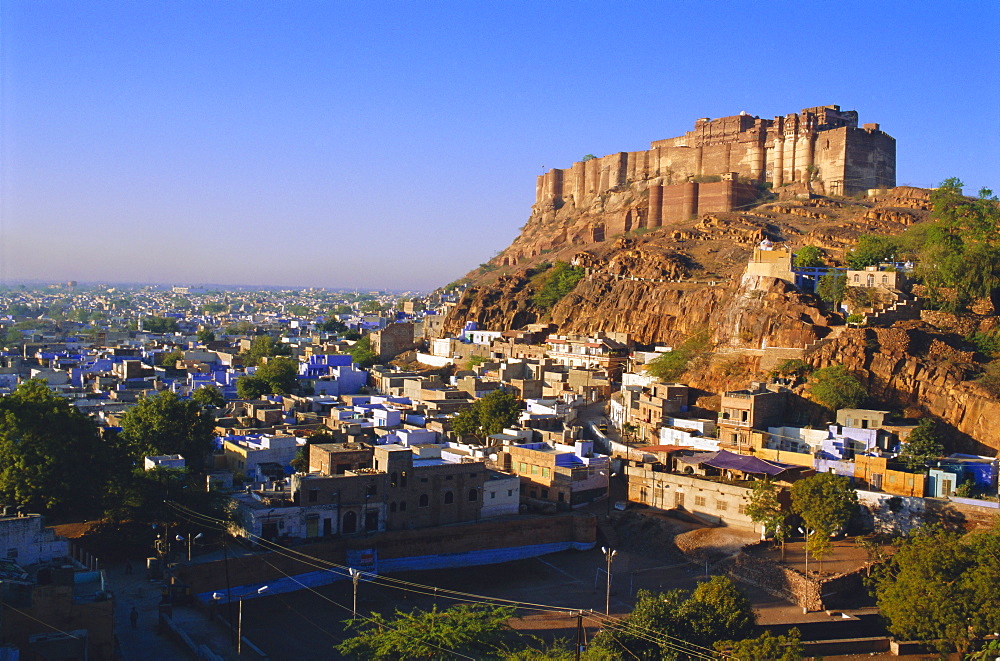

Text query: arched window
(444, 491), (454, 505)
(342, 511), (357, 534)
(419, 494), (429, 507)
(390, 502), (397, 513)
(468, 489), (478, 501)
(399, 501), (407, 511)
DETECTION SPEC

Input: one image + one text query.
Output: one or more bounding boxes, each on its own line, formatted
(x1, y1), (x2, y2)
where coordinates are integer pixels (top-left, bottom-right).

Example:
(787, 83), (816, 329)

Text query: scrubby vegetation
(530, 261), (586, 310)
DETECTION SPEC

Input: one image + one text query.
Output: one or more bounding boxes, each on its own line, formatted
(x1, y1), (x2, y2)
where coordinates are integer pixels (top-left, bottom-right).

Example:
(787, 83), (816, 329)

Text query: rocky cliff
(442, 186), (1000, 454)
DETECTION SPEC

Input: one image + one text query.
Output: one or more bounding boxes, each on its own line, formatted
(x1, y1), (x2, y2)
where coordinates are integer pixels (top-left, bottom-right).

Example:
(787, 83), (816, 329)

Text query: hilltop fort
(499, 105), (894, 266)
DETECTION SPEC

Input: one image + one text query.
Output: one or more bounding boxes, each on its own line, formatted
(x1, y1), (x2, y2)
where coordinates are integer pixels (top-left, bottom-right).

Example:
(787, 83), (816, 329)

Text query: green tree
(240, 334), (290, 367)
(807, 364), (867, 411)
(290, 448), (308, 473)
(236, 375), (270, 400)
(191, 385), (225, 408)
(251, 357), (299, 395)
(816, 271), (847, 308)
(590, 577), (755, 659)
(451, 389), (522, 441)
(716, 628), (802, 661)
(897, 418), (944, 471)
(531, 261), (586, 310)
(318, 317), (348, 334)
(349, 335), (379, 368)
(645, 330), (712, 382)
(0, 380), (116, 517)
(917, 179), (1000, 311)
(142, 316), (180, 333)
(745, 478), (789, 559)
(159, 349), (184, 369)
(196, 328), (216, 343)
(119, 390), (215, 471)
(794, 245), (824, 268)
(336, 604), (516, 659)
(791, 472), (859, 570)
(846, 234), (901, 270)
(875, 524), (1000, 655)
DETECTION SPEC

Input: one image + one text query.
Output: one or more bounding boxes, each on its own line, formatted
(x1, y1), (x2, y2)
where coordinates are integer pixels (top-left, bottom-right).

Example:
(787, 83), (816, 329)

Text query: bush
(794, 245), (824, 268)
(531, 261), (586, 310)
(808, 364), (867, 410)
(645, 330), (711, 382)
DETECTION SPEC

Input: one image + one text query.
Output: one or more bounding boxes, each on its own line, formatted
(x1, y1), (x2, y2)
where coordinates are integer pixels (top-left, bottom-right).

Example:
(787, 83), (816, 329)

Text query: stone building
(501, 105), (895, 264)
(370, 322), (415, 363)
(535, 105), (895, 214)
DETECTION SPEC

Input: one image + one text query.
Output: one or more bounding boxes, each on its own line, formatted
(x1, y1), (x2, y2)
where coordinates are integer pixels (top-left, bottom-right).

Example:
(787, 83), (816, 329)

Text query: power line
(164, 500), (728, 656)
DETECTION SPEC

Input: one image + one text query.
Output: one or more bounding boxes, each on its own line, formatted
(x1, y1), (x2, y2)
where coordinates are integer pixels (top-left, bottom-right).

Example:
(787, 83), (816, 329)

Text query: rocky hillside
(441, 186), (1000, 455)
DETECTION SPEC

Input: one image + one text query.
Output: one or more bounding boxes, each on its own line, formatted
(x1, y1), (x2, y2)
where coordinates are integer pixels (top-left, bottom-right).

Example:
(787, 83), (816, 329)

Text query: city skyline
(2, 1), (997, 290)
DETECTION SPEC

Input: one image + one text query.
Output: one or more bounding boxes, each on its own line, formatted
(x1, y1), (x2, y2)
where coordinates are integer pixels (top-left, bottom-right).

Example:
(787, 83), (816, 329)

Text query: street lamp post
(349, 568), (362, 621)
(237, 586), (269, 656)
(175, 532), (204, 562)
(601, 546), (617, 615)
(798, 527), (813, 575)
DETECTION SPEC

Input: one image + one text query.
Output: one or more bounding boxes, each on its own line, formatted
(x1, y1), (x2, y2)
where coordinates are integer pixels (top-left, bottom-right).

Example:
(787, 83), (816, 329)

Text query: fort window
(390, 502), (397, 513)
(542, 489), (549, 499)
(419, 494), (429, 507)
(468, 489), (478, 501)
(400, 501), (407, 511)
(390, 472), (398, 487)
(444, 491), (454, 504)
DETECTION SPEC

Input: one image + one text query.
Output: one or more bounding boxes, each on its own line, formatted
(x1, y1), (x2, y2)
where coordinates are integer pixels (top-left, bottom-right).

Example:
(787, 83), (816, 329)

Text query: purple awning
(677, 449), (794, 477)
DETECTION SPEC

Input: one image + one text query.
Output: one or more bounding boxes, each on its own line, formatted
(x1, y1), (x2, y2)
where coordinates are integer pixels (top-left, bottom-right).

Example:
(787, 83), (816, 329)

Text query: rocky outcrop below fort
(807, 325), (1000, 456)
(441, 184), (1000, 454)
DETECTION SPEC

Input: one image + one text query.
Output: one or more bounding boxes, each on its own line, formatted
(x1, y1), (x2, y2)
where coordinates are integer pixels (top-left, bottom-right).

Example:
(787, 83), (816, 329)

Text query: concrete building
(498, 440), (609, 510)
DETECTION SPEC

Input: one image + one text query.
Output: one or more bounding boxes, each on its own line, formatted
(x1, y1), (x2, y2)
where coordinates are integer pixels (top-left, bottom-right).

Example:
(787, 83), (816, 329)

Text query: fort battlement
(494, 106), (895, 267)
(534, 105), (894, 212)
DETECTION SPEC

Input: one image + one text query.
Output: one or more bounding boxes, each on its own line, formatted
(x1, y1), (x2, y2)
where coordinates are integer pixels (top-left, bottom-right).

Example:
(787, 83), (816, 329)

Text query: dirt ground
(231, 511), (883, 659)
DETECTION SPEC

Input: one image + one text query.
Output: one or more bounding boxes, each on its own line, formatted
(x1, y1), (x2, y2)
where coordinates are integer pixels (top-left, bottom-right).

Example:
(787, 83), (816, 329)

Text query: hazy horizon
(3, 2), (997, 290)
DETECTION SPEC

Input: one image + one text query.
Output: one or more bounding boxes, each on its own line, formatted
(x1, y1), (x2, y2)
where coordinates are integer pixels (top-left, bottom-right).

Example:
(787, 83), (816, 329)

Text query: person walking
(130, 607), (138, 630)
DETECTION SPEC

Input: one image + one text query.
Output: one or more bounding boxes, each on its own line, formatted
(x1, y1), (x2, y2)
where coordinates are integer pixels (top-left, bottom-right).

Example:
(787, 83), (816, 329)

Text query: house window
(419, 494), (429, 507)
(716, 500), (728, 511)
(542, 467), (550, 478)
(446, 474), (453, 480)
(468, 489), (478, 501)
(854, 274), (860, 283)
(738, 504), (746, 515)
(508, 489), (515, 497)
(400, 501), (407, 511)
(366, 484), (377, 497)
(390, 472), (398, 487)
(882, 275), (889, 284)
(444, 491), (454, 504)
(490, 492), (496, 499)
(390, 502), (397, 513)
(694, 496), (706, 507)
(541, 489), (549, 499)
(519, 462), (527, 472)
(308, 489), (318, 503)
(531, 465), (539, 475)
(470, 472), (478, 478)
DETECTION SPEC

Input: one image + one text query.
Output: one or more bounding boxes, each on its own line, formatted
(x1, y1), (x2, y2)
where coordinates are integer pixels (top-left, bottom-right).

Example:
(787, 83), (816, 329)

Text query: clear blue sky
(2, 1), (997, 290)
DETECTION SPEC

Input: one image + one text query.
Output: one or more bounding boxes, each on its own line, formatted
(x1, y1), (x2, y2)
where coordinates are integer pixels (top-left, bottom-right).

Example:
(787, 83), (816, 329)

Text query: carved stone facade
(535, 105), (895, 213)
